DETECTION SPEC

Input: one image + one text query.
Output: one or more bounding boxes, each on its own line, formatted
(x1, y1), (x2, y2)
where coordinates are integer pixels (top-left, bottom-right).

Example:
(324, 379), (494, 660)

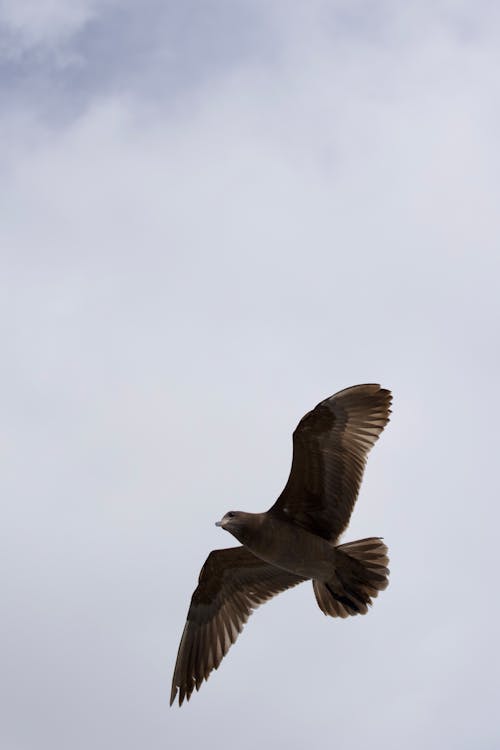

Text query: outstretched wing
(269, 384), (392, 542)
(170, 546), (305, 706)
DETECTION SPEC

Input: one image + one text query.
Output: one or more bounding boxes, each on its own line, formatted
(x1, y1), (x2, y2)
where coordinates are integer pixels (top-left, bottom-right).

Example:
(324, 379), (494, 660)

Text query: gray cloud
(0, 0), (102, 48)
(2, 2), (500, 749)
(0, 0), (279, 123)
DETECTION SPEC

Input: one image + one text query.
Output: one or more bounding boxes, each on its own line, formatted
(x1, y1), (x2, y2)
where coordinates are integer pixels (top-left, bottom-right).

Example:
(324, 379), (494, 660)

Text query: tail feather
(313, 537), (389, 618)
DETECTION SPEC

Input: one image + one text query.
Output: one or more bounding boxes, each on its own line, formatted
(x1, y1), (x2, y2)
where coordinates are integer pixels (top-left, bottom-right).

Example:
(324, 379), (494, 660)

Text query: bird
(170, 383), (392, 706)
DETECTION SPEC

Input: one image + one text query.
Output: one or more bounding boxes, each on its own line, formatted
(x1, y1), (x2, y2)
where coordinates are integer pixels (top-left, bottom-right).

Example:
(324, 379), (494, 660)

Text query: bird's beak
(215, 520), (223, 527)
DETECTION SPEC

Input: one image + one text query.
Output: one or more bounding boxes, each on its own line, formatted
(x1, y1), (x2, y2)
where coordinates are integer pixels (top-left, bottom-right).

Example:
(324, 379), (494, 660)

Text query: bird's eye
(227, 512), (235, 518)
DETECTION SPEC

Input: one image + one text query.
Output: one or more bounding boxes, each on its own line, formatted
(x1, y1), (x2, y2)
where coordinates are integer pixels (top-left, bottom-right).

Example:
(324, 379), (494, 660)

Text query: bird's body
(226, 511), (339, 580)
(170, 383), (392, 706)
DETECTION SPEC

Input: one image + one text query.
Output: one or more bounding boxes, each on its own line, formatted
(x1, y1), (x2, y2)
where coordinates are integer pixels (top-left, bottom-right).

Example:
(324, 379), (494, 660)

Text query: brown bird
(170, 383), (392, 706)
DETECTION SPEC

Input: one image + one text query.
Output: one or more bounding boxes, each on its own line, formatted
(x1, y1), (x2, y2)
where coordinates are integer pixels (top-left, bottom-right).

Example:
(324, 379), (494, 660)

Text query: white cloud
(0, 0), (111, 53)
(2, 3), (500, 749)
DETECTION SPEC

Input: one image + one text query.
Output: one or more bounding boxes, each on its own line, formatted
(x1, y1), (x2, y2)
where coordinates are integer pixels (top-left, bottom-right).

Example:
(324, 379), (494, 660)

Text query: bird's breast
(243, 517), (337, 580)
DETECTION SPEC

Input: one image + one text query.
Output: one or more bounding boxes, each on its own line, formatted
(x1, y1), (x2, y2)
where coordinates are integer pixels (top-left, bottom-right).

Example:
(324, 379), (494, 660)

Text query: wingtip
(170, 689), (189, 707)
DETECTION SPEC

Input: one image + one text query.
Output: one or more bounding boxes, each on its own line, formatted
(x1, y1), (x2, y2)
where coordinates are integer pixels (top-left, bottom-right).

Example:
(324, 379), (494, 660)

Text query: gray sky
(2, 1), (500, 748)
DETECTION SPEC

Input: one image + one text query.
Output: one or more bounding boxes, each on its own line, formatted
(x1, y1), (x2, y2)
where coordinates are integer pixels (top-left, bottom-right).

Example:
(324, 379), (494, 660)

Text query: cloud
(0, 0), (103, 50)
(2, 2), (500, 749)
(0, 0), (279, 121)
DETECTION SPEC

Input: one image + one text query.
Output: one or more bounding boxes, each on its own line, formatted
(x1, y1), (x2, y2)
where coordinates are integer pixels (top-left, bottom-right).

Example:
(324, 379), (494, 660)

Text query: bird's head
(215, 511), (254, 543)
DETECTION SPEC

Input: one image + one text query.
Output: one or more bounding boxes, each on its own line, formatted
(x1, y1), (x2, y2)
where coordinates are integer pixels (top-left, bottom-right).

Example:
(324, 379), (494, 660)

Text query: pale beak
(215, 520), (223, 527)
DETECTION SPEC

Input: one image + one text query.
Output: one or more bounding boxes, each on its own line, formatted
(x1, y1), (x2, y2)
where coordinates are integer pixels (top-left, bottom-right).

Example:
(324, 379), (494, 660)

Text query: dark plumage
(170, 384), (392, 706)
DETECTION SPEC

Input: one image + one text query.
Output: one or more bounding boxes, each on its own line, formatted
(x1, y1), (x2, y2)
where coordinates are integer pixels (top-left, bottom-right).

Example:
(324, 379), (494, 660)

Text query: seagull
(170, 383), (392, 706)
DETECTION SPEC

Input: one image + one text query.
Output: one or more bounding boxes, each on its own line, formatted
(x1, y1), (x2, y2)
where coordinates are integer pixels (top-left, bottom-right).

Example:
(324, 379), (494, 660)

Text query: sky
(2, 1), (500, 748)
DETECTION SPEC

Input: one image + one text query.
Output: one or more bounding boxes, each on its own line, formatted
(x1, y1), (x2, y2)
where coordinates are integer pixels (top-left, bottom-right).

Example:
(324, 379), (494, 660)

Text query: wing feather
(269, 384), (392, 541)
(170, 546), (305, 706)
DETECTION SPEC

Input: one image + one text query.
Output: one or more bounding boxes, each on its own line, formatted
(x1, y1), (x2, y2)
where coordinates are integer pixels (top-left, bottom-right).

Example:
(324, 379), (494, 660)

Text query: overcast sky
(2, 1), (500, 748)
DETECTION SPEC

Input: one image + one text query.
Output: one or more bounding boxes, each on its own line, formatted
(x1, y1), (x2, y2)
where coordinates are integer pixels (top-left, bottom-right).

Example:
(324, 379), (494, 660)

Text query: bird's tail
(312, 537), (389, 617)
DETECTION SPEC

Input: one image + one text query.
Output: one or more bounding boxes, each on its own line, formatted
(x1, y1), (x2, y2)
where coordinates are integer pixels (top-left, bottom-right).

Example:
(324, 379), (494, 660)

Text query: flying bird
(170, 383), (392, 706)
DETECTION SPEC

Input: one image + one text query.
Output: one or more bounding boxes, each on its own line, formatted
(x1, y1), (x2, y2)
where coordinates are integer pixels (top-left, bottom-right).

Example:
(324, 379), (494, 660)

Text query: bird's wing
(269, 384), (392, 542)
(170, 546), (305, 706)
